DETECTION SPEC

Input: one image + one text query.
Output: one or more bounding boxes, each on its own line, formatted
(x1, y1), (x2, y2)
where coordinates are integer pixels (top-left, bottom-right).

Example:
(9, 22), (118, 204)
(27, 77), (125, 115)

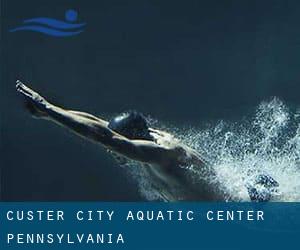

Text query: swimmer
(16, 80), (277, 201)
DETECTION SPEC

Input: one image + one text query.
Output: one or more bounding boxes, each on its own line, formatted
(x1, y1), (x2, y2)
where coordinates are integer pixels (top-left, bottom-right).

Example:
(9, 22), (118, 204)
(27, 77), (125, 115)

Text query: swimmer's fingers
(16, 80), (49, 115)
(16, 80), (36, 99)
(16, 80), (41, 100)
(16, 80), (46, 104)
(149, 128), (167, 136)
(149, 128), (166, 139)
(149, 131), (157, 138)
(149, 128), (173, 138)
(148, 128), (160, 134)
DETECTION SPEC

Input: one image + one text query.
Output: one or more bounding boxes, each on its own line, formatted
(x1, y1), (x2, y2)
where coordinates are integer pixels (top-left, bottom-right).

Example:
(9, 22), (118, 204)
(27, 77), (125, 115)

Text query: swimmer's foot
(246, 174), (279, 202)
(16, 80), (49, 118)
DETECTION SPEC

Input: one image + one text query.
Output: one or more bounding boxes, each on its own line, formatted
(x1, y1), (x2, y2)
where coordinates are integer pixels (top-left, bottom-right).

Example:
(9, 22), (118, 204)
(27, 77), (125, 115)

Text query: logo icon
(9, 9), (85, 37)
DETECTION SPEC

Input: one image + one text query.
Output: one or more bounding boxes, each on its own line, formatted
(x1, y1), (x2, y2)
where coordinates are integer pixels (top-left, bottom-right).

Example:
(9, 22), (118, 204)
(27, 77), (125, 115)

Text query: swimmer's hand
(16, 80), (49, 118)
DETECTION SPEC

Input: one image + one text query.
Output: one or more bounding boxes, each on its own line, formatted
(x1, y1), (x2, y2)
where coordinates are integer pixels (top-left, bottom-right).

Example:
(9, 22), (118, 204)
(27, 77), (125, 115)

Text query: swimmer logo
(9, 9), (85, 37)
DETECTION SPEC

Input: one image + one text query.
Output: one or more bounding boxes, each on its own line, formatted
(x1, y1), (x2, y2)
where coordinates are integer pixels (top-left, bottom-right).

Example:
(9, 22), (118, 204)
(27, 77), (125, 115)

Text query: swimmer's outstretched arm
(16, 81), (176, 165)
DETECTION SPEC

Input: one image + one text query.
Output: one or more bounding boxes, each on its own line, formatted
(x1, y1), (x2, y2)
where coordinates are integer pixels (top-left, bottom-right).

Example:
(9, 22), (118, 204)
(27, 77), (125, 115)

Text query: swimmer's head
(108, 111), (153, 141)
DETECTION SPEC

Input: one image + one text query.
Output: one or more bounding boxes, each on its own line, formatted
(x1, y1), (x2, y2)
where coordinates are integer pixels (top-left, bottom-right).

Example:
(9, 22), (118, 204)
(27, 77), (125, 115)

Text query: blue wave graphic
(10, 25), (83, 37)
(9, 9), (85, 37)
(23, 18), (85, 29)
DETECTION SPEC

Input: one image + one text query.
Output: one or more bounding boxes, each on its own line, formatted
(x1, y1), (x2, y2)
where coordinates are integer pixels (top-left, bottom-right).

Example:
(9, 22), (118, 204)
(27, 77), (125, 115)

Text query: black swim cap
(108, 111), (153, 140)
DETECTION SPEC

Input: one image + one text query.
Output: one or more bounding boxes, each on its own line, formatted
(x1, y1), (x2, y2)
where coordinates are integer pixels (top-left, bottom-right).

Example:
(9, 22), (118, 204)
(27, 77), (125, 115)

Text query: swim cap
(108, 111), (153, 140)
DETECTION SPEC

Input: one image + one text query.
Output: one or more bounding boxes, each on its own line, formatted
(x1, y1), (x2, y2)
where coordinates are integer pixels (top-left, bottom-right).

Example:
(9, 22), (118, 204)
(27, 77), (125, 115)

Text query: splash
(124, 98), (300, 201)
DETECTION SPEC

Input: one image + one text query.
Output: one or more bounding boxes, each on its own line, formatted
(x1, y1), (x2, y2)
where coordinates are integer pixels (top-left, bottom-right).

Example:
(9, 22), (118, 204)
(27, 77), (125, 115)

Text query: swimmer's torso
(145, 160), (224, 201)
(144, 129), (225, 201)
